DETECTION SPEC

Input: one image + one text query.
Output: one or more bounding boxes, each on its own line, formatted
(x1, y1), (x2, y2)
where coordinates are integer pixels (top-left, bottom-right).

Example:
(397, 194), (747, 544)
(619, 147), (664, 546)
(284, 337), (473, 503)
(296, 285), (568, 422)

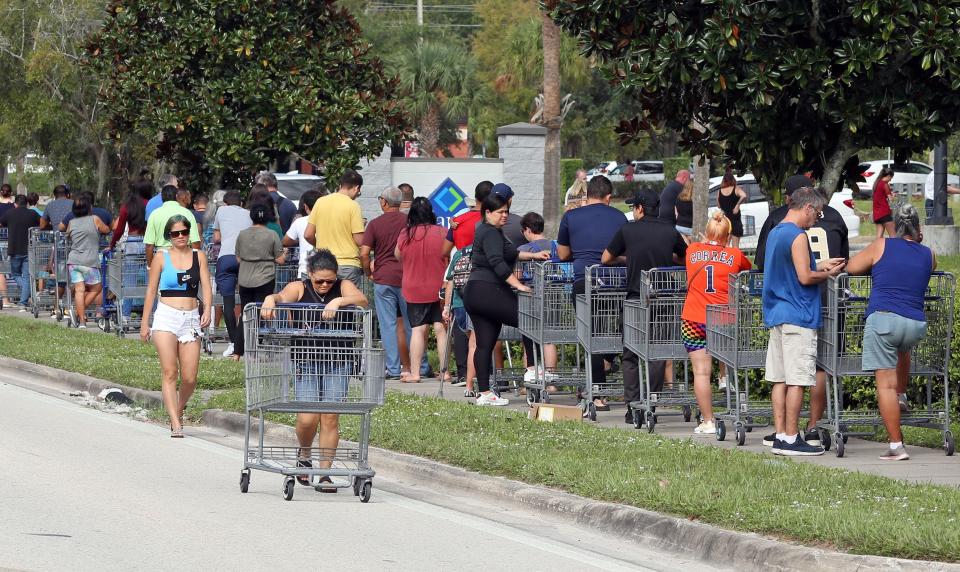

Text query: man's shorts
(681, 319), (707, 352)
(295, 361), (349, 402)
(862, 311), (927, 371)
(766, 324), (817, 386)
(407, 301), (443, 328)
(68, 264), (101, 286)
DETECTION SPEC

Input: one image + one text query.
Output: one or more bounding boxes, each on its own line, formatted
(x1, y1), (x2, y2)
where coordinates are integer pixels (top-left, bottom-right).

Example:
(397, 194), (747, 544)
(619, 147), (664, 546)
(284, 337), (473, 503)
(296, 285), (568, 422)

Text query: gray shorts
(862, 311), (926, 371)
(337, 265), (363, 288)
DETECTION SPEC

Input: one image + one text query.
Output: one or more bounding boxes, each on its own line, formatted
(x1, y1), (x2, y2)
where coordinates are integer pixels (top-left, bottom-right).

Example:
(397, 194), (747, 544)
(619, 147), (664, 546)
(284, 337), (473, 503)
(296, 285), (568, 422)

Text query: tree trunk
(820, 130), (855, 199)
(91, 142), (110, 204)
(692, 154), (710, 240)
(541, 10), (562, 237)
(420, 104), (441, 158)
(15, 152), (26, 194)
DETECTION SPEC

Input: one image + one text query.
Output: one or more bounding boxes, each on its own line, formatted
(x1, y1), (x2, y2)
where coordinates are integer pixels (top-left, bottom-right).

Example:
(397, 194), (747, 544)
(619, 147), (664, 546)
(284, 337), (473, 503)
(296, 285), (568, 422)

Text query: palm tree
(394, 39), (475, 157)
(541, 11), (562, 235)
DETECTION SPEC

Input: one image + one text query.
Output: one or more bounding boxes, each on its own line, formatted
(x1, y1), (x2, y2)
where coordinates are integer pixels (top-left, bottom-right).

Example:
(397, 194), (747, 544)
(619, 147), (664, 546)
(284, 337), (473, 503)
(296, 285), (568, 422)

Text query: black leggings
(235, 280), (275, 357)
(463, 281), (517, 392)
(223, 294), (240, 346)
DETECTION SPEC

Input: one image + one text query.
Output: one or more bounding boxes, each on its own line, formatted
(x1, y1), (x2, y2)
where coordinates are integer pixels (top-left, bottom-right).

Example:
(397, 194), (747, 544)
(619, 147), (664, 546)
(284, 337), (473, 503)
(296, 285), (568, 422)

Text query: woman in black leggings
(463, 185), (549, 406)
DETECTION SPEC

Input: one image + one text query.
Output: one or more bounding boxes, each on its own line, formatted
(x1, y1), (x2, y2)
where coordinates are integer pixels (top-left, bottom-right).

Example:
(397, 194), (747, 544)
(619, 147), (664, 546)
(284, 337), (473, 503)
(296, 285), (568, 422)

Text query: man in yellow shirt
(305, 169), (365, 286)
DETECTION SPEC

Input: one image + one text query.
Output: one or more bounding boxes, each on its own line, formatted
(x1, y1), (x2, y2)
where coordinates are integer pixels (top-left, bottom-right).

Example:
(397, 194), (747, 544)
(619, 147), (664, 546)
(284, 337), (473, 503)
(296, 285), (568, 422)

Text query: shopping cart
(575, 265), (627, 420)
(28, 229), (62, 319)
(60, 232), (111, 329)
(705, 271), (770, 445)
(518, 262), (585, 405)
(0, 228), (21, 309)
(240, 303), (385, 501)
(815, 272), (955, 457)
(105, 238), (148, 336)
(487, 263), (536, 396)
(274, 247), (301, 291)
(204, 245), (235, 352)
(623, 267), (699, 432)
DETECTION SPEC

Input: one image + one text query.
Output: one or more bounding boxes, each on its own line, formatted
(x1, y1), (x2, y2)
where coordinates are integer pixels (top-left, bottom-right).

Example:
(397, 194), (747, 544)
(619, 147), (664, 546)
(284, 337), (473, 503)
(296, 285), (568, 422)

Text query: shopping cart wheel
(55, 306), (64, 322)
(682, 405), (692, 423)
(32, 305), (39, 319)
(353, 478), (361, 496)
(283, 477), (295, 501)
(834, 433), (845, 458)
(526, 389), (539, 406)
(541, 390), (550, 404)
(734, 424), (746, 446)
(644, 410), (656, 433)
(944, 431), (955, 456)
(819, 429), (832, 452)
(239, 471), (250, 493)
(744, 416), (753, 432)
(360, 480), (373, 503)
(715, 420), (727, 441)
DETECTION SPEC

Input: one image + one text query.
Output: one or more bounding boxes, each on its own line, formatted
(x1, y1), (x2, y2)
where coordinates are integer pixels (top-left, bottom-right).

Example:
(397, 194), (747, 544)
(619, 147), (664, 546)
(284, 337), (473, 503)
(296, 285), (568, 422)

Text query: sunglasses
(311, 279), (336, 286)
(169, 229), (190, 238)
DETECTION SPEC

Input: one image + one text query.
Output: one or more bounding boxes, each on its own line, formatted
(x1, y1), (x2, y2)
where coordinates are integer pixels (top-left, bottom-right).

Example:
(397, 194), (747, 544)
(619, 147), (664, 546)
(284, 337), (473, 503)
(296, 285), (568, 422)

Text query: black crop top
(159, 249), (201, 298)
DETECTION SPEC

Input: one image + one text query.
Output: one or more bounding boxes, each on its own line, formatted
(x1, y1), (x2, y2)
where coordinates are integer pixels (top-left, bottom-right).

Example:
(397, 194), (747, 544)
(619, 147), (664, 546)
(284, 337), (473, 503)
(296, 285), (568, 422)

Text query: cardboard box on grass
(528, 403), (583, 423)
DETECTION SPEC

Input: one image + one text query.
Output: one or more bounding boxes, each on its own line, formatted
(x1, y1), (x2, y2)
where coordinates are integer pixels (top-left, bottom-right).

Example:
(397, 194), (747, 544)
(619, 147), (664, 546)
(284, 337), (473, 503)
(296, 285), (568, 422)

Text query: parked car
(604, 160), (665, 183)
(276, 171), (325, 206)
(585, 161), (618, 180)
(625, 174), (860, 250)
(856, 160), (932, 198)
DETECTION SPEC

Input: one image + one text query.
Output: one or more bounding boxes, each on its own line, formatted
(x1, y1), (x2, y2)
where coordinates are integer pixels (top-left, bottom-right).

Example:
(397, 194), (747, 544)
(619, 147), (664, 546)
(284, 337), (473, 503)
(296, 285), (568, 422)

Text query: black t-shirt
(755, 204), (849, 270)
(605, 217), (688, 298)
(659, 181), (683, 225)
(0, 207), (41, 256)
(503, 213), (528, 248)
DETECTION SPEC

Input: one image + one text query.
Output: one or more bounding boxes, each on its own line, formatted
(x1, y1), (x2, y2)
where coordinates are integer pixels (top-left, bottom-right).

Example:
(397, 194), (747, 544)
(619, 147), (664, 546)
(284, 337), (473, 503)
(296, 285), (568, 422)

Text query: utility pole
(930, 141), (953, 224)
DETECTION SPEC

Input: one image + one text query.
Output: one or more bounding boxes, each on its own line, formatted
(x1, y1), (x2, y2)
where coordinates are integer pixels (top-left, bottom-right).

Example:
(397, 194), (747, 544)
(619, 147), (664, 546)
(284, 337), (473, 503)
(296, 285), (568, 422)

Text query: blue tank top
(762, 222), (820, 329)
(159, 249), (201, 297)
(867, 238), (932, 322)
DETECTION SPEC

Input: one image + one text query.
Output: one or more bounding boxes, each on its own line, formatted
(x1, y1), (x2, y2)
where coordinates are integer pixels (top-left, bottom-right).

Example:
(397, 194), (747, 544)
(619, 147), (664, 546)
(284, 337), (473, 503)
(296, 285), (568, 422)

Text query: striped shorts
(681, 319), (707, 352)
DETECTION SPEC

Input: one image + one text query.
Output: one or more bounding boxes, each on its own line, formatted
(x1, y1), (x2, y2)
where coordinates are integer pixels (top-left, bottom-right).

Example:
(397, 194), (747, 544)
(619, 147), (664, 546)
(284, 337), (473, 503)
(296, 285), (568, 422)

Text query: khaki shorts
(765, 324), (817, 387)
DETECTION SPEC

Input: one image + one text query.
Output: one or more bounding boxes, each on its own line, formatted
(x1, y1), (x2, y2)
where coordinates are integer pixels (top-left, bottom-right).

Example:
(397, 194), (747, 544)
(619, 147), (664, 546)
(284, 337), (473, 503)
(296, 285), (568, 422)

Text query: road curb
(200, 408), (957, 572)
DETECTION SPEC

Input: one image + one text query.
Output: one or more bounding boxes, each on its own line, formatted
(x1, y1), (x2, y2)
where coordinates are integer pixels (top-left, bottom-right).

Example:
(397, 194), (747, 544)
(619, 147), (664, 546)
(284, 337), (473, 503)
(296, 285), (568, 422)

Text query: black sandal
(316, 476), (338, 493)
(296, 459), (312, 486)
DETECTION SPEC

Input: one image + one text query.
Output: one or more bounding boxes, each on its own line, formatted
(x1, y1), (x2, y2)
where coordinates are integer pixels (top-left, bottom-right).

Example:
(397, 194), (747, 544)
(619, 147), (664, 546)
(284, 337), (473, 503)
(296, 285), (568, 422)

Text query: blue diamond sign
(428, 178), (469, 228)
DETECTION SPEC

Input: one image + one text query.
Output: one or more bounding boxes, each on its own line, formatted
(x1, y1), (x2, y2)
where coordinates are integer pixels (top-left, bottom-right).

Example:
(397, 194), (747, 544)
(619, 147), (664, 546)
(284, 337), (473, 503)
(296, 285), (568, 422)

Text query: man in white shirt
(923, 170), (960, 219)
(283, 189), (324, 277)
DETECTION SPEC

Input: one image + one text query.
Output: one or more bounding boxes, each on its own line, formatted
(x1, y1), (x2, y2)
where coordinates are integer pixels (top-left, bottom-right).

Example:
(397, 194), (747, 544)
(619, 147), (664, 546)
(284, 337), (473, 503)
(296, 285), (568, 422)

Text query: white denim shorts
(152, 302), (202, 343)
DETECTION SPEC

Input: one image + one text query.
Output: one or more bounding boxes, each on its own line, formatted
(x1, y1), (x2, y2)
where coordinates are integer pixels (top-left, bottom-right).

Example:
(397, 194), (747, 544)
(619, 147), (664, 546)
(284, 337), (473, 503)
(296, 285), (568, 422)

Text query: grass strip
(0, 315), (243, 391)
(4, 314), (960, 561)
(204, 388), (960, 561)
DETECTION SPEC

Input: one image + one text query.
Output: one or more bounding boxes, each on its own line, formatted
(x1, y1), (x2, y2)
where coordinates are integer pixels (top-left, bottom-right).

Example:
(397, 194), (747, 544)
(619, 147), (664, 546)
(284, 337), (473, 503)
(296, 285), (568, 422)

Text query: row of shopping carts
(513, 260), (955, 457)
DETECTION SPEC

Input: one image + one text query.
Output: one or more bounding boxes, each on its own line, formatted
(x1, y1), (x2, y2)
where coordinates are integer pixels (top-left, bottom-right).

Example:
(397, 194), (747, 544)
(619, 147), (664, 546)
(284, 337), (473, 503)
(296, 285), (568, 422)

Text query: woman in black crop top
(140, 215), (213, 438)
(462, 186), (549, 406)
(261, 249), (367, 490)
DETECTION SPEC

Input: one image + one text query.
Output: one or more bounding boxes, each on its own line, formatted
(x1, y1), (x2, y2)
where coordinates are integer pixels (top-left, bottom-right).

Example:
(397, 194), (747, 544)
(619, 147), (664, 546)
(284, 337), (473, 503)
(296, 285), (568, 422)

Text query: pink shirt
(396, 224), (447, 303)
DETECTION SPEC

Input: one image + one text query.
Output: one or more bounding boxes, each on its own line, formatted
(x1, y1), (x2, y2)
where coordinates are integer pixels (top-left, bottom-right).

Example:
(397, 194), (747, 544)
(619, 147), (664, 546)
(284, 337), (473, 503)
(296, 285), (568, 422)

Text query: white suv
(856, 160), (932, 198)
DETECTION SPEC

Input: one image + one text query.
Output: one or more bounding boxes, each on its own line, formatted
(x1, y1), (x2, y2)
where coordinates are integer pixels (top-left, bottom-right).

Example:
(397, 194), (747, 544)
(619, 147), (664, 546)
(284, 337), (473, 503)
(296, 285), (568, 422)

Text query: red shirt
(681, 242), (752, 323)
(449, 210), (481, 249)
(873, 179), (893, 220)
(360, 211), (406, 287)
(397, 224), (447, 303)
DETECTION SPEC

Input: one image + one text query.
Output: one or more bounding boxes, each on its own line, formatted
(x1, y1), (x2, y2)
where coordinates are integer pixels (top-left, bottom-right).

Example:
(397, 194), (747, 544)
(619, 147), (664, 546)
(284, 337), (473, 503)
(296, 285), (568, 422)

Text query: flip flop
(296, 459), (312, 486)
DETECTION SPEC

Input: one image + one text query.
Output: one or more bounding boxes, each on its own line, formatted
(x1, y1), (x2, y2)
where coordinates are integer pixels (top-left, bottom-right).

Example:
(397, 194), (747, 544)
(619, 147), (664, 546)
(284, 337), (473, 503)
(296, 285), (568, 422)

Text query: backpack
(451, 246), (473, 290)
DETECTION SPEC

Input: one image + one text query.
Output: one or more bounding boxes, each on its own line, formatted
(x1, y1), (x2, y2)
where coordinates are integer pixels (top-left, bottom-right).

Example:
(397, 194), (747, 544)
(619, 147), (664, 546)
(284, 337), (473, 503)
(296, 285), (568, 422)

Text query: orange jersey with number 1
(681, 242), (752, 323)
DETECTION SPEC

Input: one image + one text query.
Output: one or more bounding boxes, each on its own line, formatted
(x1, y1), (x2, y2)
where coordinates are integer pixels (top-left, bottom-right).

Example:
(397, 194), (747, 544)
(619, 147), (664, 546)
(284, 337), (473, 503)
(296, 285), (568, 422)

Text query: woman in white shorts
(140, 215), (213, 438)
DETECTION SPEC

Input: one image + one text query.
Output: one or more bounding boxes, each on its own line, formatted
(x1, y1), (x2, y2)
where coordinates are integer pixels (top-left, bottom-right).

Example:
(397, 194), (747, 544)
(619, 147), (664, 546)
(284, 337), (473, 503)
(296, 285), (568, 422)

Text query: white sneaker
(694, 421), (716, 434)
(222, 343), (235, 358)
(717, 376), (727, 391)
(77, 324), (87, 330)
(476, 392), (509, 406)
(523, 367), (560, 383)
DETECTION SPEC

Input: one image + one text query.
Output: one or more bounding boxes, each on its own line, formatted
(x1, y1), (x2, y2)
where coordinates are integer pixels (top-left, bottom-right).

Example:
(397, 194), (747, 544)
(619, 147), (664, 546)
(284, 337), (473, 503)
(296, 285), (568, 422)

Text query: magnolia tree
(89, 0), (408, 187)
(545, 0), (960, 200)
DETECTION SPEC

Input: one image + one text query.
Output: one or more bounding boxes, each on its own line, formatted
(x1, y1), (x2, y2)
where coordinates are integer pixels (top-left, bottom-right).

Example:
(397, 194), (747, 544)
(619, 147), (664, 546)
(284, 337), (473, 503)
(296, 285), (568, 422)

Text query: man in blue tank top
(762, 187), (845, 456)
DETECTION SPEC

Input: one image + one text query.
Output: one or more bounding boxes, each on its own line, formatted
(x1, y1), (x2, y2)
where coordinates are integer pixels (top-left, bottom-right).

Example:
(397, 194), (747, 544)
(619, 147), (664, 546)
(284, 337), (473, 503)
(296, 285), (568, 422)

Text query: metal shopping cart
(623, 267), (701, 432)
(705, 271), (770, 445)
(815, 273), (955, 457)
(518, 261), (585, 405)
(28, 229), (62, 319)
(0, 228), (21, 310)
(488, 262), (537, 396)
(240, 303), (385, 501)
(275, 247), (301, 291)
(60, 233), (112, 329)
(105, 238), (148, 336)
(204, 244), (235, 352)
(575, 265), (627, 421)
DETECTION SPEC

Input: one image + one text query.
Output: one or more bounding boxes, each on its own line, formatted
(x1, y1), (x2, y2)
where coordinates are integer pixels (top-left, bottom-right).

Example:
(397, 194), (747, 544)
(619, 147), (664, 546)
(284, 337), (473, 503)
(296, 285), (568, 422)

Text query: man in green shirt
(144, 184), (202, 266)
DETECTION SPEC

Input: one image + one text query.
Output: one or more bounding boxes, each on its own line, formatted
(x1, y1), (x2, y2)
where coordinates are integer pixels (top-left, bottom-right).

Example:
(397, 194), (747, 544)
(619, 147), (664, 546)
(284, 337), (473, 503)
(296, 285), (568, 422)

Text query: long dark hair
(405, 197), (437, 241)
(124, 191), (147, 230)
(873, 167), (895, 194)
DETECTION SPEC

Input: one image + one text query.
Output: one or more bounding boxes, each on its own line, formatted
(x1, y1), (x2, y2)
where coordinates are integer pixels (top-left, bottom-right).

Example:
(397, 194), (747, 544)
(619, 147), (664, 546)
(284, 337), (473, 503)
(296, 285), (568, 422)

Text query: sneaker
(18, 304), (27, 312)
(476, 392), (509, 406)
(624, 408), (635, 424)
(898, 394), (909, 412)
(464, 389), (477, 398)
(77, 324), (87, 330)
(451, 378), (467, 387)
(879, 445), (910, 461)
(763, 432), (776, 447)
(385, 373), (402, 381)
(221, 343), (235, 358)
(522, 368), (559, 383)
(717, 376), (727, 391)
(772, 437), (824, 457)
(694, 421), (716, 434)
(803, 430), (821, 447)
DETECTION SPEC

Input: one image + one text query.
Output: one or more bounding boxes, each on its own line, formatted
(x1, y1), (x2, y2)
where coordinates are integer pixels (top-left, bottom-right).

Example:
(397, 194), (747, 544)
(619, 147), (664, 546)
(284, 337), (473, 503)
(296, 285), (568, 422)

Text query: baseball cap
(625, 188), (660, 209)
(785, 175), (814, 195)
(491, 183), (514, 201)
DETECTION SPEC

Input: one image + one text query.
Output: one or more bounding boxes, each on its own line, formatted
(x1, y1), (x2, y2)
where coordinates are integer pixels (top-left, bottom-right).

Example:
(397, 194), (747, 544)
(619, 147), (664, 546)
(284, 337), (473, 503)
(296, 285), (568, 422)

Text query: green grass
(5, 316), (960, 561)
(0, 315), (243, 391)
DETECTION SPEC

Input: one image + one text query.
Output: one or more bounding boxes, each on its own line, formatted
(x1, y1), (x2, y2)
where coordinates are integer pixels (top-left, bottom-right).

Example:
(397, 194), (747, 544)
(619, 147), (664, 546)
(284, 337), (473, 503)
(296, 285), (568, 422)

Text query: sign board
(428, 178), (469, 228)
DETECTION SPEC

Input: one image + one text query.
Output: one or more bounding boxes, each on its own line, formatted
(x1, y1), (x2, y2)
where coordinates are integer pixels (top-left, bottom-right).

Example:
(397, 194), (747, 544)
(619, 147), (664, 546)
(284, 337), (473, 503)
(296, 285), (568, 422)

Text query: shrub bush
(560, 158), (584, 196)
(663, 156), (691, 181)
(612, 179), (668, 198)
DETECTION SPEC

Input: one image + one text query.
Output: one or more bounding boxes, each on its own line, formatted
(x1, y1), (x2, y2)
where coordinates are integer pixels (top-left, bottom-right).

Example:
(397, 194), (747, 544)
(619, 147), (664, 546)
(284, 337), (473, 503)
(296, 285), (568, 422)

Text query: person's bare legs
(397, 317), (411, 375)
(730, 235), (740, 249)
(176, 339), (201, 420)
(883, 221), (896, 238)
(296, 413), (321, 457)
(73, 282), (87, 325)
(466, 330), (477, 392)
(0, 274), (8, 305)
(664, 360), (674, 389)
(544, 343), (558, 370)
(153, 332), (183, 430)
(404, 324), (429, 382)
(876, 368), (902, 442)
(317, 414), (340, 470)
(896, 351), (911, 395)
(85, 283), (102, 317)
(689, 349), (714, 422)
(771, 382), (787, 434)
(785, 385), (805, 437)
(432, 322), (449, 381)
(875, 223), (884, 239)
(494, 341), (505, 370)
(806, 371), (827, 431)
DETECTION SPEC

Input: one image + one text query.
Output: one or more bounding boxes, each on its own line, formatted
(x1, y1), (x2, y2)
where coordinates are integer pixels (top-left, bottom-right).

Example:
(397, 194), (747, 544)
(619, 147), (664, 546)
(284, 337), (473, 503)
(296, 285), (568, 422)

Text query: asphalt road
(0, 379), (724, 572)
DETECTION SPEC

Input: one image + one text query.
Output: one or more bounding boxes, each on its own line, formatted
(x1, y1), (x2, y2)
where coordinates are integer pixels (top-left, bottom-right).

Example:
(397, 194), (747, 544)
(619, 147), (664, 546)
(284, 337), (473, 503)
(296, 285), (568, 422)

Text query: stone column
(497, 122), (546, 220)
